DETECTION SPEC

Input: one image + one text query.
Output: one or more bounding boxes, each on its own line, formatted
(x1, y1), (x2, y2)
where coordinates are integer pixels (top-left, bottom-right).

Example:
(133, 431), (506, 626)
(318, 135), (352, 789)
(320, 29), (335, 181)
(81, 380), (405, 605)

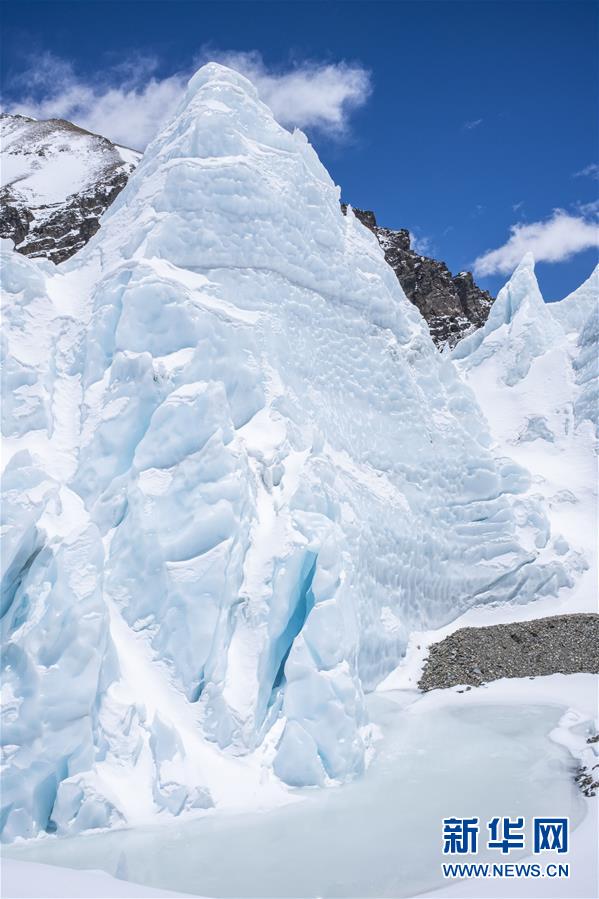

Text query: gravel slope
(418, 613), (599, 691)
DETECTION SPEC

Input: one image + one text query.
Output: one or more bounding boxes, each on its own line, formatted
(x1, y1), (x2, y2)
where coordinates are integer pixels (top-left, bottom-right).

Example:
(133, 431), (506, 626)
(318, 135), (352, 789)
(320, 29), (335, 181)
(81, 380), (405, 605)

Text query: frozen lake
(2, 694), (586, 898)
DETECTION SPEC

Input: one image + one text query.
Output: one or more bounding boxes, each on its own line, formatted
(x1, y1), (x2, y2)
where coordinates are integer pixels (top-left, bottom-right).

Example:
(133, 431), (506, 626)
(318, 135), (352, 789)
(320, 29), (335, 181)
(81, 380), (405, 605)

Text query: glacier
(0, 63), (593, 843)
(451, 254), (597, 617)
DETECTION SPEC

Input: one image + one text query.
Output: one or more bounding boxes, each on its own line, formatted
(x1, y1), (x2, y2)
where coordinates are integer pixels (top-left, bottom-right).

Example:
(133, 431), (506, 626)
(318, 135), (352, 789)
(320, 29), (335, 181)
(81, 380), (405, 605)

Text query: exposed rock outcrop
(343, 205), (494, 348)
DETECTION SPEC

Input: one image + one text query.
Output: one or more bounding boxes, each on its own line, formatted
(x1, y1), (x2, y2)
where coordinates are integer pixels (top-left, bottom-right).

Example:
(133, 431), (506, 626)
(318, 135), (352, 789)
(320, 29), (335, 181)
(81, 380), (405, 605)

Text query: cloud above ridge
(473, 209), (599, 276)
(3, 50), (371, 149)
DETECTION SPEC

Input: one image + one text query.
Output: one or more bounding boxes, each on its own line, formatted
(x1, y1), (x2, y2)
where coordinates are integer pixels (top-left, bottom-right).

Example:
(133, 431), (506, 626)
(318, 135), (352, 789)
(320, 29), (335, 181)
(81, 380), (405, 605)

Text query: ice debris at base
(0, 64), (594, 842)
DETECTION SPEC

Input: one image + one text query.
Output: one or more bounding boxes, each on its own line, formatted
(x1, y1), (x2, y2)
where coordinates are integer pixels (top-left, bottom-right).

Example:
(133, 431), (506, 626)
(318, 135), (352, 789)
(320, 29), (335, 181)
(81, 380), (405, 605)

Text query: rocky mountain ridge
(342, 205), (494, 347)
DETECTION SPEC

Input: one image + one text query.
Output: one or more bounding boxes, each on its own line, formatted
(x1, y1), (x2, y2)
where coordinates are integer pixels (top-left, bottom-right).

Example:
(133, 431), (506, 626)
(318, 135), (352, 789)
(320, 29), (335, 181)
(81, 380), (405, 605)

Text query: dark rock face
(342, 205), (493, 348)
(1, 172), (130, 264)
(0, 114), (140, 264)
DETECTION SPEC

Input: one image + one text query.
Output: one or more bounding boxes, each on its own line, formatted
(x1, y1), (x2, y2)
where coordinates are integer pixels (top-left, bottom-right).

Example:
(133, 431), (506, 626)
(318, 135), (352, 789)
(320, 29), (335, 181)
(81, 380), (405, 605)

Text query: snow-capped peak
(0, 113), (141, 263)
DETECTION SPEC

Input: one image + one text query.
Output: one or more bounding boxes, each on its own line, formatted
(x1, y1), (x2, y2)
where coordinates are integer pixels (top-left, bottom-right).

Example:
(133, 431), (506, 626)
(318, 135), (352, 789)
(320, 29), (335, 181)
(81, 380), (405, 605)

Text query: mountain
(0, 113), (140, 263)
(342, 205), (494, 347)
(1, 64), (576, 842)
(0, 112), (491, 347)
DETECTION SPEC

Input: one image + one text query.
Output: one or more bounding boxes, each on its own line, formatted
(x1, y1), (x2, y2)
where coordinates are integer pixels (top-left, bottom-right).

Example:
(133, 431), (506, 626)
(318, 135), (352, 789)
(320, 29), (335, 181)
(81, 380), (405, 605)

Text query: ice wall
(573, 305), (599, 434)
(0, 65), (577, 840)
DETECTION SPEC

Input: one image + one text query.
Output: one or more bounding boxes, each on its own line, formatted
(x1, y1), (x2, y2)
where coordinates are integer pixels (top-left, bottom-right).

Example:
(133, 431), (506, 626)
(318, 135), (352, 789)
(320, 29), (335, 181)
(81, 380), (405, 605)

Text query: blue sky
(2, 0), (597, 300)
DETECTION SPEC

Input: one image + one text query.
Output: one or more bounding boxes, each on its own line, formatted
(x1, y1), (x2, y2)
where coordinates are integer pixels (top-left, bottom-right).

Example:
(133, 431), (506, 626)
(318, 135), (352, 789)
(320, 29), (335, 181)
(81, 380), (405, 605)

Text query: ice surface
(1, 252), (55, 438)
(0, 64), (591, 841)
(1, 517), (116, 842)
(549, 264), (598, 335)
(0, 452), (57, 618)
(573, 304), (599, 434)
(451, 253), (565, 385)
(1, 858), (190, 898)
(2, 681), (593, 898)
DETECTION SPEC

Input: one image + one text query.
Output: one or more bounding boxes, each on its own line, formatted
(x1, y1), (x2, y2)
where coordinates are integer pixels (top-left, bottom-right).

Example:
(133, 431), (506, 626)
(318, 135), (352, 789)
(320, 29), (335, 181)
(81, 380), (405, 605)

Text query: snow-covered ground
(2, 674), (596, 898)
(1, 857), (191, 898)
(418, 680), (598, 899)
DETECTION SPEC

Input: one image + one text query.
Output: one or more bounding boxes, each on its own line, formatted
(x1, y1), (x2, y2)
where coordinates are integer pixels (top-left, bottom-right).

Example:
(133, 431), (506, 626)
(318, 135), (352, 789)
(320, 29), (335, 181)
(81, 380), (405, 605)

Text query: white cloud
(409, 231), (433, 256)
(208, 50), (371, 134)
(3, 50), (371, 150)
(574, 162), (599, 180)
(473, 209), (599, 276)
(463, 118), (483, 130)
(3, 52), (186, 149)
(578, 198), (599, 217)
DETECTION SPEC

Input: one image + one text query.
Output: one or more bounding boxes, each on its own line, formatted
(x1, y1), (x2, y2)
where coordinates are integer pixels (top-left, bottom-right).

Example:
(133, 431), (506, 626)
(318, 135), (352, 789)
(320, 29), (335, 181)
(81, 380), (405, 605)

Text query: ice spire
(452, 253), (563, 382)
(73, 63), (410, 335)
(549, 263), (599, 335)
